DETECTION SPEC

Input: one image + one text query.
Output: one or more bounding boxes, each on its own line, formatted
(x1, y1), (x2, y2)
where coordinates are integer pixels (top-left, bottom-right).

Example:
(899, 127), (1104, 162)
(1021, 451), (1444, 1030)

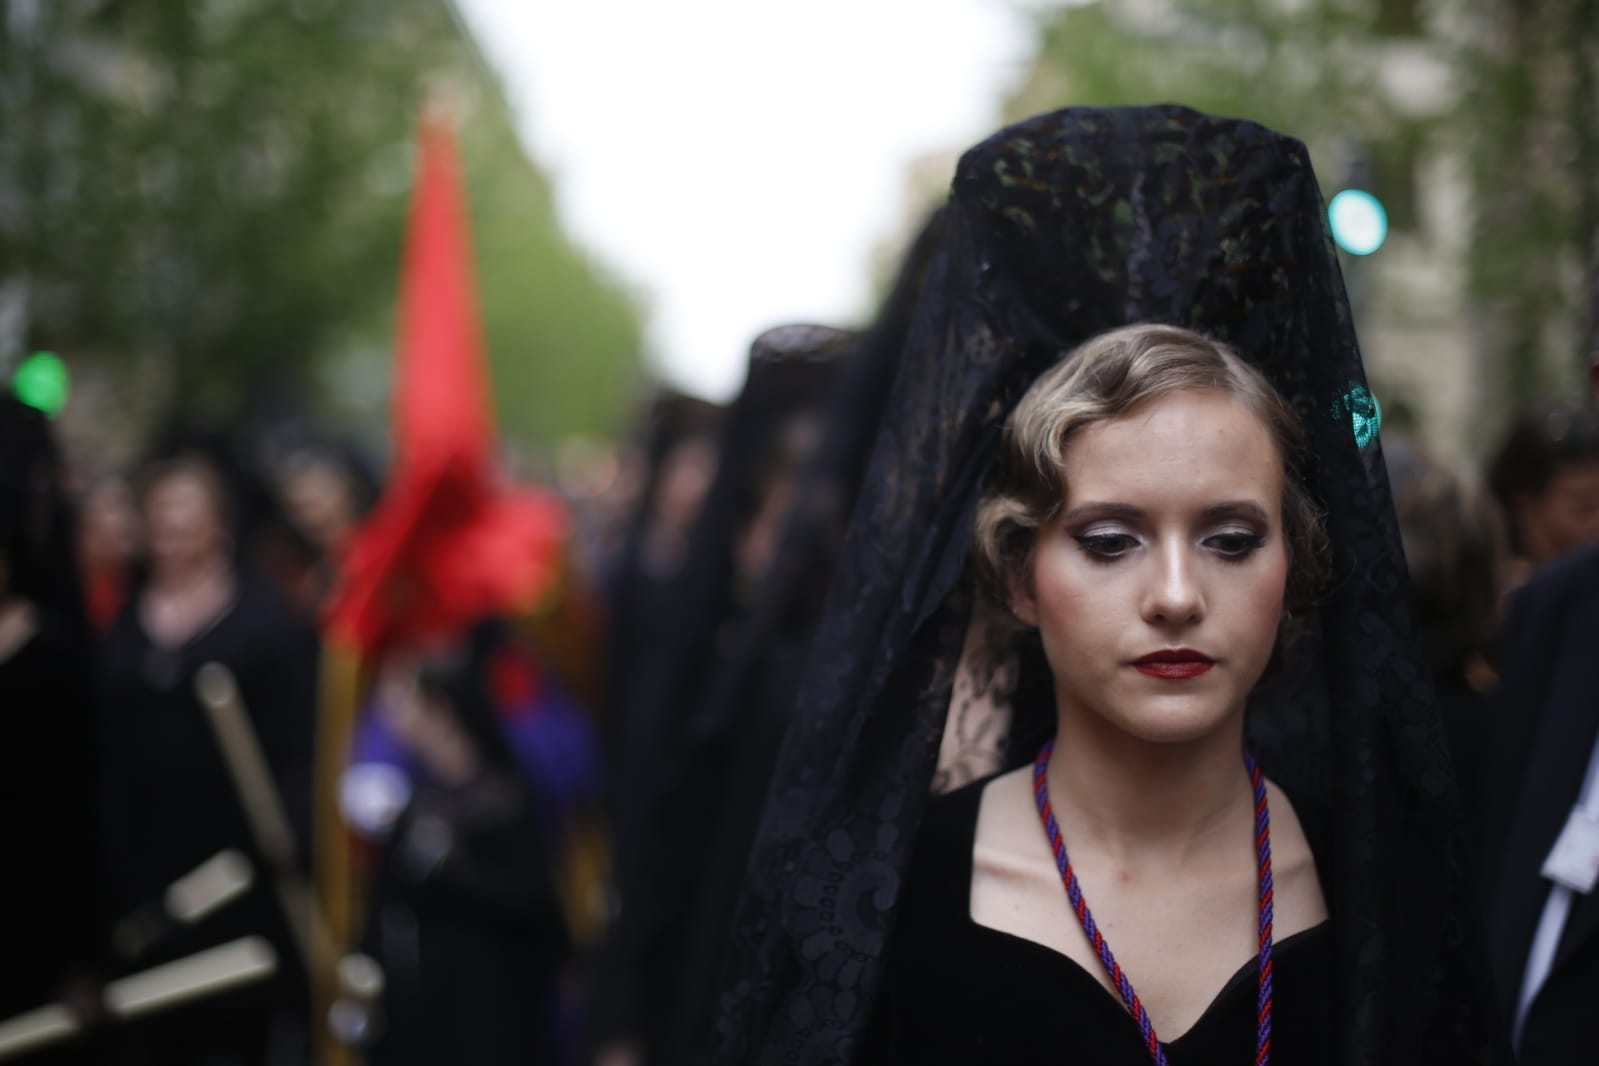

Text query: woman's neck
(141, 555), (236, 648)
(1046, 707), (1252, 867)
(149, 553), (232, 594)
(0, 598), (39, 664)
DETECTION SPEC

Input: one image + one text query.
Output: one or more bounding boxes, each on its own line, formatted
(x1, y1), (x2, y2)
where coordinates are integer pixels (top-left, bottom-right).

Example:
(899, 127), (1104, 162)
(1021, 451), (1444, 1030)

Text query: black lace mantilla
(702, 106), (1508, 1065)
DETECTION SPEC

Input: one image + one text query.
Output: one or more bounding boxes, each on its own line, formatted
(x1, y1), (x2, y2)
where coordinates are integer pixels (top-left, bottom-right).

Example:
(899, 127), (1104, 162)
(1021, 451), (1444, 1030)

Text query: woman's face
(81, 477), (140, 571)
(280, 461), (359, 555)
(144, 471), (227, 574)
(1519, 458), (1599, 566)
(654, 437), (718, 537)
(1014, 388), (1290, 747)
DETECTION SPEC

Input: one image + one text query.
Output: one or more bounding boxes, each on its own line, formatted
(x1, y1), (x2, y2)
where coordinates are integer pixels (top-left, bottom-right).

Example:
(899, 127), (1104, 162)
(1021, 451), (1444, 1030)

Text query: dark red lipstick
(1132, 648), (1216, 680)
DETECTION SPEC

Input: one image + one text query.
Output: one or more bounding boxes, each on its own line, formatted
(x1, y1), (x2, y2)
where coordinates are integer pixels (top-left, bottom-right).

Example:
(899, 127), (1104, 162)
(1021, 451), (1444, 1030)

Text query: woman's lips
(1132, 650), (1216, 680)
(1134, 660), (1215, 680)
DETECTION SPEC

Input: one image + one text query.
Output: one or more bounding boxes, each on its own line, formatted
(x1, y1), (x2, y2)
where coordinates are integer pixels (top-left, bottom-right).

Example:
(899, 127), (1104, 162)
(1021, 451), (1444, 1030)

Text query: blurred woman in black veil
(701, 106), (1510, 1065)
(596, 393), (721, 969)
(600, 392), (721, 794)
(654, 210), (947, 1065)
(590, 326), (849, 1065)
(1382, 430), (1505, 831)
(606, 392), (724, 592)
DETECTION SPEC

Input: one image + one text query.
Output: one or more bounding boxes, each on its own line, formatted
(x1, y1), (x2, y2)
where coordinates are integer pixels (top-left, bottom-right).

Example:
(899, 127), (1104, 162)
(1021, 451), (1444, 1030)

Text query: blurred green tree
(0, 0), (642, 455)
(1007, 0), (1597, 431)
(1463, 0), (1599, 396)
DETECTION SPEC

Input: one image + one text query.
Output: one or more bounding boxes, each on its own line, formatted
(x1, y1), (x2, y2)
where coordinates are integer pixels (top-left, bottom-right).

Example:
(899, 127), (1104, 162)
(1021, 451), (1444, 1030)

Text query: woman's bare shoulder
(974, 766), (1037, 845)
(1263, 777), (1330, 936)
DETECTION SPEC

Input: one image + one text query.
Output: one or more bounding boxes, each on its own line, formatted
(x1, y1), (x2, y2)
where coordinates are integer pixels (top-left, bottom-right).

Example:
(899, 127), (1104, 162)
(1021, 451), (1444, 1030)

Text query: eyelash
(1073, 533), (1138, 561)
(1072, 530), (1266, 563)
(1208, 531), (1267, 558)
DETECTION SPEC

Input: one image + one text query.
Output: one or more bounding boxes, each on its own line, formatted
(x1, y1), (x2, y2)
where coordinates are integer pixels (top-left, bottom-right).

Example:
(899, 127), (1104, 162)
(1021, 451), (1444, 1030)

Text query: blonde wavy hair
(973, 323), (1328, 611)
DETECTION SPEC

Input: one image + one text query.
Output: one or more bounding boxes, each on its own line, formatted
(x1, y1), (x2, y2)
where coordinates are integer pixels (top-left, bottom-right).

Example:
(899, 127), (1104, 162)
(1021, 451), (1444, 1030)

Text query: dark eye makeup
(1070, 528), (1267, 563)
(1206, 531), (1267, 558)
(1073, 533), (1138, 560)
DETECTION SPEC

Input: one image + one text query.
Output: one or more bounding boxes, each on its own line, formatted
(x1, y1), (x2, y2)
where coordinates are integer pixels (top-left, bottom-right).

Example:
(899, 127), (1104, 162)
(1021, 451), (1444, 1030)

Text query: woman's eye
(1207, 531), (1266, 558)
(1074, 533), (1138, 560)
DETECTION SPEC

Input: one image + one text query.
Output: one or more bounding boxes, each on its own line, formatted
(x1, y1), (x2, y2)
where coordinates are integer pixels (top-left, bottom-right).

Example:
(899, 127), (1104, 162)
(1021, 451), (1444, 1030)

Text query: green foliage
(1008, 0), (1598, 411)
(1460, 0), (1599, 394)
(1008, 1), (1436, 184)
(1, 0), (642, 454)
(461, 97), (644, 449)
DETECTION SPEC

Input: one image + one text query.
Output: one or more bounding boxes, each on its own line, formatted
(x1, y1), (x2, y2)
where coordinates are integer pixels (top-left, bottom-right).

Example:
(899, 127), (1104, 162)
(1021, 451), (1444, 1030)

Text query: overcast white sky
(451, 0), (1035, 400)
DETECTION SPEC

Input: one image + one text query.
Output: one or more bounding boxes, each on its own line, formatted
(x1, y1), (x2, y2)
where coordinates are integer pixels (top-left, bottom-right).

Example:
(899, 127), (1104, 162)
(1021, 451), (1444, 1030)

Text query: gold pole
(313, 643), (364, 1066)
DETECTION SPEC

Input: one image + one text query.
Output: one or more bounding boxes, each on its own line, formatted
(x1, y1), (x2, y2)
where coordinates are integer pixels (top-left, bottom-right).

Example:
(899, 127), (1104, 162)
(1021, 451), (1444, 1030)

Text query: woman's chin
(1101, 700), (1242, 748)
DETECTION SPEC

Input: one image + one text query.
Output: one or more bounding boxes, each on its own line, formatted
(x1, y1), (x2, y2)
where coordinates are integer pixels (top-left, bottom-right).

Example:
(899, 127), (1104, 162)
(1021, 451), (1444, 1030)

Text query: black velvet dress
(870, 778), (1336, 1064)
(97, 572), (317, 1065)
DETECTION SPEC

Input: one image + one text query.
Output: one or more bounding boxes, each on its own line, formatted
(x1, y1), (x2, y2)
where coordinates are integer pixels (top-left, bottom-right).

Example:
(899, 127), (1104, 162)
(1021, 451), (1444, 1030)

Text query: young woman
(702, 106), (1510, 1065)
(873, 325), (1332, 1060)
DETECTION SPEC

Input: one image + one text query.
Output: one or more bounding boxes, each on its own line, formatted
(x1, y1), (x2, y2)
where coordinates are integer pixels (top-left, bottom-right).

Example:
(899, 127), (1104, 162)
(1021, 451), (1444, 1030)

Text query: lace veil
(704, 105), (1506, 1066)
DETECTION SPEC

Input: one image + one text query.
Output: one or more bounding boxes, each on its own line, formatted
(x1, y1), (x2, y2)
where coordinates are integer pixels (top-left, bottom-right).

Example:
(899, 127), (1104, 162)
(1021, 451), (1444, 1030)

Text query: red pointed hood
(325, 116), (566, 656)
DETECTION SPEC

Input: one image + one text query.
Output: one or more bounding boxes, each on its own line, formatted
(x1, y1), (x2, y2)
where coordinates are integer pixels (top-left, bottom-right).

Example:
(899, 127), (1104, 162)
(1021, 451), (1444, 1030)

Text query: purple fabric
(350, 682), (600, 824)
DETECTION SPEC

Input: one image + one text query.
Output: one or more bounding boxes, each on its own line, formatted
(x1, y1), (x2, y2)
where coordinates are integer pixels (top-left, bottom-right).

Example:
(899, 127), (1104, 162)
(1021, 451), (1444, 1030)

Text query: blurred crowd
(3, 261), (1598, 1066)
(2, 117), (1599, 1063)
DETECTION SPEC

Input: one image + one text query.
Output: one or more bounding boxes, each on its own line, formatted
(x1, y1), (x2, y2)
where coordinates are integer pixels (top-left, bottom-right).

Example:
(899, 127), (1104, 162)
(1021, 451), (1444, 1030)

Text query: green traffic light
(1328, 190), (1388, 256)
(12, 351), (69, 417)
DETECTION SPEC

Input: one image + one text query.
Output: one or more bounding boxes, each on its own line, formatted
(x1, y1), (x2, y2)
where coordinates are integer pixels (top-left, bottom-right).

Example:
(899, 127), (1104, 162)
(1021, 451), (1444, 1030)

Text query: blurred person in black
(271, 442), (382, 614)
(588, 391), (721, 1061)
(601, 391), (722, 743)
(1487, 401), (1599, 585)
(0, 390), (104, 1061)
(77, 471), (140, 634)
(651, 212), (947, 1065)
(1382, 430), (1505, 830)
(1482, 351), (1599, 1064)
(98, 451), (318, 1066)
(275, 446), (377, 562)
(590, 327), (848, 1066)
(610, 392), (723, 590)
(348, 618), (573, 1066)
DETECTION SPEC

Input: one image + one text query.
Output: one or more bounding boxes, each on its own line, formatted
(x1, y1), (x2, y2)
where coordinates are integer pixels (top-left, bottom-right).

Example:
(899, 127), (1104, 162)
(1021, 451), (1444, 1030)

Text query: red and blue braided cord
(1031, 739), (1274, 1065)
(1250, 752), (1273, 1066)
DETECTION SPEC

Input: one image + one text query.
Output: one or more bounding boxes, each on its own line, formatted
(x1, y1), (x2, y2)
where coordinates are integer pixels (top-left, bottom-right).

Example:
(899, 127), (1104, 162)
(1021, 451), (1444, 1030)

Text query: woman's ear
(1007, 562), (1039, 627)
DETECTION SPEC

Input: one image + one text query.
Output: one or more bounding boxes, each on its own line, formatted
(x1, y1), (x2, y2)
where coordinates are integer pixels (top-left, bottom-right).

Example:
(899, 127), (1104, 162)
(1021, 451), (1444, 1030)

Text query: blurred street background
(5, 0), (1594, 465)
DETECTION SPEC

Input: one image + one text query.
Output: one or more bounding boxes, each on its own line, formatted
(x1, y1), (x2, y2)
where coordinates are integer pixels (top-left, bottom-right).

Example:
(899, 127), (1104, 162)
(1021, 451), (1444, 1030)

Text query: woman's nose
(1142, 543), (1204, 625)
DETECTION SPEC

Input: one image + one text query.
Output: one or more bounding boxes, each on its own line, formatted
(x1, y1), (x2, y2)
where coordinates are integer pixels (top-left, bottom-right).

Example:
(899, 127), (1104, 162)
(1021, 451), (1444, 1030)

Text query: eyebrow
(1060, 502), (1144, 524)
(1060, 500), (1272, 524)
